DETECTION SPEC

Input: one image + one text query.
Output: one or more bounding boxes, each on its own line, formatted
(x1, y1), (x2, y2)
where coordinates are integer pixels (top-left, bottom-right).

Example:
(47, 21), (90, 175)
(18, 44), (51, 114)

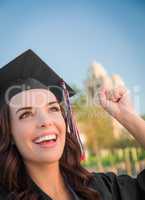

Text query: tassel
(61, 81), (85, 161)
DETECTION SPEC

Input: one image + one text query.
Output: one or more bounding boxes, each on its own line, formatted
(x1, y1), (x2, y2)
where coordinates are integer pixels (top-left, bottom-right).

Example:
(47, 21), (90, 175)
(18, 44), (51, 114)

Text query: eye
(19, 111), (33, 119)
(49, 106), (61, 112)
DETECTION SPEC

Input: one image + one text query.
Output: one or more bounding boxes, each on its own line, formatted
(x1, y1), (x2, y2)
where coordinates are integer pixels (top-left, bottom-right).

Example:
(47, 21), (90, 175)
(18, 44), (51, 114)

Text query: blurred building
(85, 61), (125, 99)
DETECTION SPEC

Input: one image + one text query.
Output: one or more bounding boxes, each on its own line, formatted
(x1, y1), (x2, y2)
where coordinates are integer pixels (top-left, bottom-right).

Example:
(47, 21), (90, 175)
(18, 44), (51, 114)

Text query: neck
(25, 161), (66, 198)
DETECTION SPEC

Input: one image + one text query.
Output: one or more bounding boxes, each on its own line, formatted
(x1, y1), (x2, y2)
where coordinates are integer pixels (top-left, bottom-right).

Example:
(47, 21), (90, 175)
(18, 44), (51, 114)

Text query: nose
(36, 111), (54, 129)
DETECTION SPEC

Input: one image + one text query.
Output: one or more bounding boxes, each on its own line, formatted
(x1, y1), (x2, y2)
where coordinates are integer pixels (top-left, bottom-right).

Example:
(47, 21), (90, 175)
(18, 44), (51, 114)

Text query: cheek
(54, 114), (66, 144)
(58, 115), (66, 135)
(60, 119), (67, 149)
(11, 120), (35, 145)
(11, 122), (35, 160)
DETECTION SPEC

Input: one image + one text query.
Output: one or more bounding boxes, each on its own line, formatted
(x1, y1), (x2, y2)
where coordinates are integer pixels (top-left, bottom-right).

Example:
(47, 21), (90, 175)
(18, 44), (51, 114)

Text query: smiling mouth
(33, 134), (58, 148)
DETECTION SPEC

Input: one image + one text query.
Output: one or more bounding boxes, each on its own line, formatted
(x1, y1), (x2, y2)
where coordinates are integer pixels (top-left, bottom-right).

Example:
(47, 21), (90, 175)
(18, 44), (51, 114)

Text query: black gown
(0, 169), (145, 200)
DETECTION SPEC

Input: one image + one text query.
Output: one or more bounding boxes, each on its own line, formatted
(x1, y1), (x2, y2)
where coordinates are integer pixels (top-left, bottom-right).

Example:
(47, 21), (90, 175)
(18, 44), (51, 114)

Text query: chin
(31, 153), (63, 164)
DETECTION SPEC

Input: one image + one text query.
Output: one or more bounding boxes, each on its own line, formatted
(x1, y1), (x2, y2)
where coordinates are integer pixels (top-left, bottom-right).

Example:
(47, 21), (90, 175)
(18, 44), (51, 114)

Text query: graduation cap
(0, 49), (75, 103)
(0, 49), (84, 160)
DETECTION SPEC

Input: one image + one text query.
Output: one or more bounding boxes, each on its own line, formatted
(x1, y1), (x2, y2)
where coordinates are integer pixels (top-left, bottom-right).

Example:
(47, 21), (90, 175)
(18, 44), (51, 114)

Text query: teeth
(34, 134), (57, 143)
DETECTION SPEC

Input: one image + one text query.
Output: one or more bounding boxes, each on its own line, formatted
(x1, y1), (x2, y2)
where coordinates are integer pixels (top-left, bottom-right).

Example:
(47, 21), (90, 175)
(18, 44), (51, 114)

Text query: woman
(0, 49), (145, 200)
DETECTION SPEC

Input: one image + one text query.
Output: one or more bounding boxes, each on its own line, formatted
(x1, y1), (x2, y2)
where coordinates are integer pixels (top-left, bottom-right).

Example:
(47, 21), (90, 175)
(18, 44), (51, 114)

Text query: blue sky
(0, 0), (145, 114)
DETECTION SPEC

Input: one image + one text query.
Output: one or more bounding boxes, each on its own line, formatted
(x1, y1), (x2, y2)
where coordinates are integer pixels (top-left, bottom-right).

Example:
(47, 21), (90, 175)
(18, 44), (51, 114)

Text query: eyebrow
(16, 101), (59, 114)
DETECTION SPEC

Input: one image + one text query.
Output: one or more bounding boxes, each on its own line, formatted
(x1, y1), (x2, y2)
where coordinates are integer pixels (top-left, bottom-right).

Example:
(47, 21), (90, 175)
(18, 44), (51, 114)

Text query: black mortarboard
(0, 49), (75, 105)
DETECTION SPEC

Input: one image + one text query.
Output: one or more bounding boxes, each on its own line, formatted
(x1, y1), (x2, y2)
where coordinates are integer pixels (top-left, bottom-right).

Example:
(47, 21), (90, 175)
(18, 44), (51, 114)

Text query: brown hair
(0, 103), (100, 200)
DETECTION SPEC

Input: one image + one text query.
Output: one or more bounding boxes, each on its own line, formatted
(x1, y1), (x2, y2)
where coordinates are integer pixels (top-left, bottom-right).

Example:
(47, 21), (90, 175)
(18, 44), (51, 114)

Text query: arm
(98, 86), (145, 148)
(117, 108), (145, 148)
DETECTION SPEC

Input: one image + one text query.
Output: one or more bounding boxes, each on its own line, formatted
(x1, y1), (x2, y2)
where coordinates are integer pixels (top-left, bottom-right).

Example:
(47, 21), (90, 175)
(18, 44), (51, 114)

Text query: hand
(98, 85), (135, 120)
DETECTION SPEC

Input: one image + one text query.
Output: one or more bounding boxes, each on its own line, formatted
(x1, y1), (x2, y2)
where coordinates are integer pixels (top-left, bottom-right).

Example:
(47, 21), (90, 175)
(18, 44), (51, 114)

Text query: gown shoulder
(89, 169), (145, 200)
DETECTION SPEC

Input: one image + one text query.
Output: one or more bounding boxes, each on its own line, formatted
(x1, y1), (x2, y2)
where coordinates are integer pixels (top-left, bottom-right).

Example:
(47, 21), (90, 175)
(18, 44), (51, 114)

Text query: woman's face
(9, 89), (66, 165)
